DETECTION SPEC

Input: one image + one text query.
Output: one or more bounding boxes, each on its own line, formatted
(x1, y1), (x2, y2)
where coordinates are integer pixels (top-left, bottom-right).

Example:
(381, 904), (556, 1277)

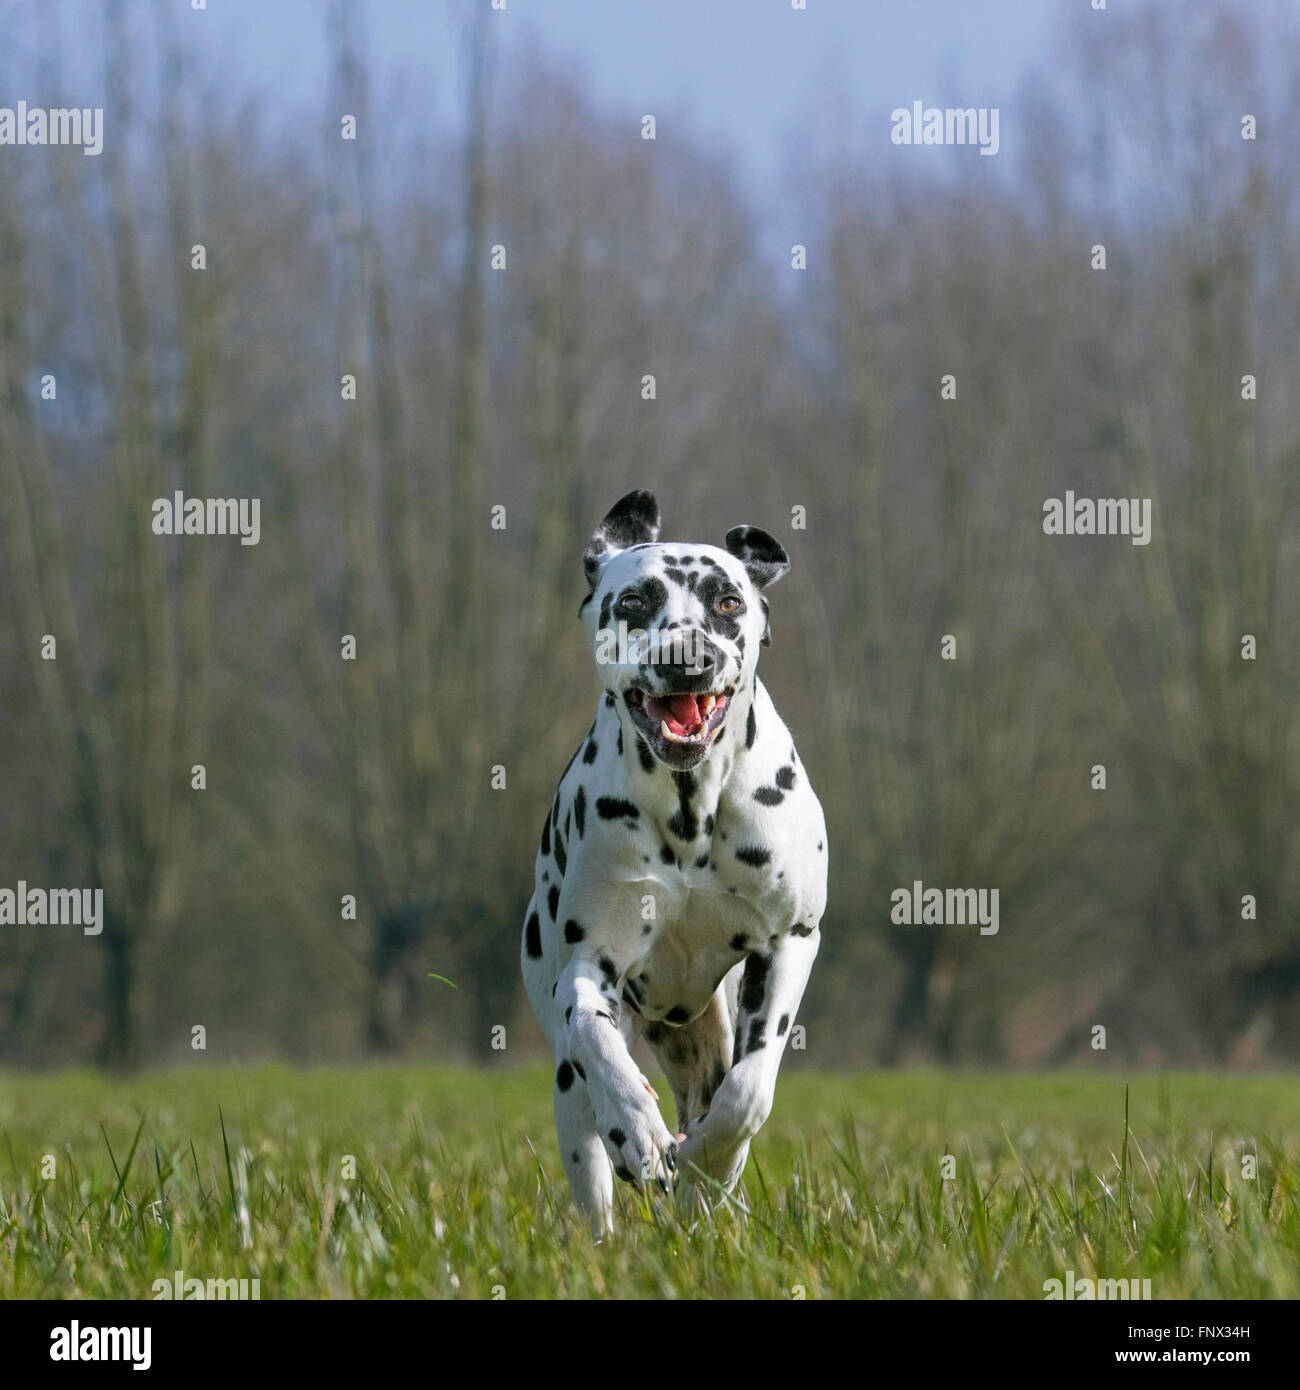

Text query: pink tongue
(668, 693), (701, 728)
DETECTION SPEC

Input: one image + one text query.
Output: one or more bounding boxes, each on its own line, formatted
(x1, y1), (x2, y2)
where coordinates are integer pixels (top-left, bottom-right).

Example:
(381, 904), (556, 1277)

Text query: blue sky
(151, 0), (1067, 194)
(8, 0), (1292, 213)
(205, 0), (1057, 177)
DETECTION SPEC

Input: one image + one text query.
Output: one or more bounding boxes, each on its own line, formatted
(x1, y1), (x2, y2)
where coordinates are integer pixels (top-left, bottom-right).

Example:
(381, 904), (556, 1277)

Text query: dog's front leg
(675, 928), (820, 1202)
(556, 957), (679, 1197)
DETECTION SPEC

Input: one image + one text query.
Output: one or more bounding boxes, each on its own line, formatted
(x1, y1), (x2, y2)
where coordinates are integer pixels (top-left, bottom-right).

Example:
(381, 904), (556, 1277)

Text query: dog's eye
(619, 593), (644, 612)
(718, 595), (742, 614)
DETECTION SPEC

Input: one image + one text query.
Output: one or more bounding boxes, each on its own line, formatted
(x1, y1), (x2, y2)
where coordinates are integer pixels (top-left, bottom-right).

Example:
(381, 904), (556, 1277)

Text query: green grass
(1, 1066), (1297, 1299)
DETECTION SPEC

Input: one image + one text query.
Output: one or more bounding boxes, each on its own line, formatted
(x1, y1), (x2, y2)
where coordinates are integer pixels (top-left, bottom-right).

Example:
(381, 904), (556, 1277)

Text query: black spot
(740, 954), (771, 1013)
(547, 884), (560, 920)
(556, 1061), (575, 1092)
(746, 1017), (766, 1055)
(572, 1060), (586, 1081)
(572, 1150), (581, 1163)
(697, 573), (743, 640)
(524, 912), (542, 959)
(596, 796), (641, 821)
(609, 1127), (627, 1147)
(695, 854), (709, 868)
(623, 575), (668, 623)
(704, 814), (715, 834)
(775, 765), (796, 790)
(754, 786), (784, 806)
(553, 831), (567, 876)
(668, 771), (699, 840)
(735, 845), (771, 868)
(565, 1006), (573, 1024)
(583, 740), (598, 765)
(604, 691), (616, 708)
(660, 844), (676, 866)
(540, 814), (550, 856)
(574, 785), (587, 838)
(729, 933), (748, 951)
(745, 704), (757, 749)
(617, 727), (624, 755)
(599, 956), (618, 988)
(636, 737), (656, 774)
(564, 919), (585, 944)
(615, 1164), (634, 1184)
(778, 1014), (790, 1036)
(666, 1006), (689, 1024)
(790, 923), (814, 937)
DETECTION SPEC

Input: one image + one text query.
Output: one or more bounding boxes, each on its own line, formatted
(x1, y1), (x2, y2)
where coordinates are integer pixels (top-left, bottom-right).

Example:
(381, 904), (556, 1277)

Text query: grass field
(1, 1066), (1297, 1299)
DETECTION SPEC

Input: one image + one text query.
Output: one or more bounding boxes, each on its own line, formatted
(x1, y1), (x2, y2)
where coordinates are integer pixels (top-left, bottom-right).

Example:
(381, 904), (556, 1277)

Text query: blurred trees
(0, 2), (1296, 1069)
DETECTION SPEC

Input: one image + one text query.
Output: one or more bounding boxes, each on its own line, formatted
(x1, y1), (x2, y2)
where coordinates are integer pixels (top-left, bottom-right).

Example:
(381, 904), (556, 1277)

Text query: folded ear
(583, 490), (660, 587)
(724, 525), (790, 590)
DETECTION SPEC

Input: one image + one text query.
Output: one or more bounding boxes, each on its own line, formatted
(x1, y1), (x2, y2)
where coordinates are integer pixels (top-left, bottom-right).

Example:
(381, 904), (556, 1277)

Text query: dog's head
(579, 489), (789, 771)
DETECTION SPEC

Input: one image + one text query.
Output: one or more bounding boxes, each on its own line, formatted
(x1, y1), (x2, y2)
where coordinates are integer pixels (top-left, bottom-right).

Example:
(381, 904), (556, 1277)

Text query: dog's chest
(620, 882), (758, 1022)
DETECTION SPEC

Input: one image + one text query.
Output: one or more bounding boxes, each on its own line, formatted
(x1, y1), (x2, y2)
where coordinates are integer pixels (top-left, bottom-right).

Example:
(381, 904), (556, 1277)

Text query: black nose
(657, 635), (719, 690)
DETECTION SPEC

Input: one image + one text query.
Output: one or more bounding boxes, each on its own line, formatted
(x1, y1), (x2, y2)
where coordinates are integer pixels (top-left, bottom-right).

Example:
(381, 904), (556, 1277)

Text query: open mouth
(625, 687), (731, 761)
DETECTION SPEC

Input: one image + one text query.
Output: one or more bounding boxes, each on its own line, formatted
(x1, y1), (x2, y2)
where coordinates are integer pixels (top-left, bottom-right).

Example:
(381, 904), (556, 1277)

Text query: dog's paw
(591, 1079), (678, 1193)
(673, 1100), (751, 1191)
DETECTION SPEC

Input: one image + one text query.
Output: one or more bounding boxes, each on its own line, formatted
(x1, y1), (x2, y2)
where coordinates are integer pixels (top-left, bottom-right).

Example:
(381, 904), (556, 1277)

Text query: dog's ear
(725, 526), (788, 647)
(725, 526), (790, 590)
(583, 490), (661, 588)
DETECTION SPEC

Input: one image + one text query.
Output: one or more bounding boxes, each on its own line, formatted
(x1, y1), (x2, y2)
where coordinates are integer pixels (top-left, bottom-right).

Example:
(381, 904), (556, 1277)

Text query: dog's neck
(614, 680), (759, 858)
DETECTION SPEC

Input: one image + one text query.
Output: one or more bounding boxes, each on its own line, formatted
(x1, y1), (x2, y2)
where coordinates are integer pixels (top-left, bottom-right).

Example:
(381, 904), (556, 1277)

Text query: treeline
(0, 2), (1297, 1069)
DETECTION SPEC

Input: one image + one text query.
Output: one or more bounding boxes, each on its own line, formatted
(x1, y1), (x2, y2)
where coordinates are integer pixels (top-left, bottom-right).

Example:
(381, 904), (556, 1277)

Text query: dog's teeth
(661, 719), (686, 745)
(701, 694), (715, 717)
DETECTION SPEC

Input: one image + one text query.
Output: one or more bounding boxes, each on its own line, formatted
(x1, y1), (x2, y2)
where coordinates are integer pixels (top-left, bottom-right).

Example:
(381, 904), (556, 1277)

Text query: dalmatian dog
(520, 490), (828, 1235)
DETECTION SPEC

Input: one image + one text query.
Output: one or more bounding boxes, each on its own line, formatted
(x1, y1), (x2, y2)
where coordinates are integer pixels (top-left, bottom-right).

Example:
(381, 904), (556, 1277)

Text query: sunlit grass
(0, 1067), (1296, 1299)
